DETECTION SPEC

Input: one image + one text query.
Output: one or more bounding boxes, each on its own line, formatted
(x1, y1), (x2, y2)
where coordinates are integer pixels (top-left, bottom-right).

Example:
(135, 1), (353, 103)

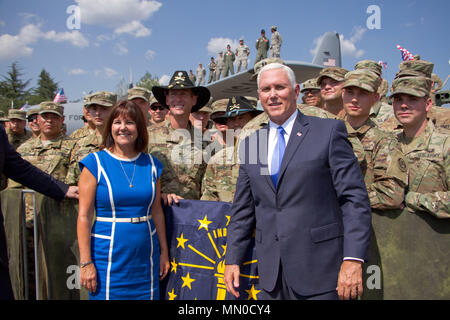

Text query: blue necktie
(271, 126), (286, 187)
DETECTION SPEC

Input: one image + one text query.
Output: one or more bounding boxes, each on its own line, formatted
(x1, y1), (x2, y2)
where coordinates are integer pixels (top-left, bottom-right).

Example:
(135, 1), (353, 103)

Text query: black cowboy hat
(214, 96), (263, 121)
(151, 70), (211, 113)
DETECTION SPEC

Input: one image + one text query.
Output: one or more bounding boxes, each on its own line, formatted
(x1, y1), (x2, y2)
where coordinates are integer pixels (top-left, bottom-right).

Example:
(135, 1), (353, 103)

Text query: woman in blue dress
(77, 100), (170, 300)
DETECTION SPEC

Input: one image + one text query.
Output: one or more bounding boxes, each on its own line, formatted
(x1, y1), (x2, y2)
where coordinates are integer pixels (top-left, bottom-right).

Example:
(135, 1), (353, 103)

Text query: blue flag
(162, 200), (260, 300)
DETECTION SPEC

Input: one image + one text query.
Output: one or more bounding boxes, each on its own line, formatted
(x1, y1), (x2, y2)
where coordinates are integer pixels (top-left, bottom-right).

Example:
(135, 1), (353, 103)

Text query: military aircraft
(60, 32), (343, 135)
(206, 31), (342, 100)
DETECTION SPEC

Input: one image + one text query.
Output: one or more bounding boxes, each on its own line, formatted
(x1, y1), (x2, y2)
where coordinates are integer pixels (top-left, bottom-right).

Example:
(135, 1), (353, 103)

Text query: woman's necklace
(119, 159), (137, 188)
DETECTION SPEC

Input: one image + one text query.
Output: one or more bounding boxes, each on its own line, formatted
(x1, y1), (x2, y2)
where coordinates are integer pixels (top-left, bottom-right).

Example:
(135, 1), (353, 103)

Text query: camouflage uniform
(215, 53), (225, 81)
(397, 121), (449, 218)
(390, 76), (450, 218)
(6, 109), (32, 150)
(269, 26), (282, 58)
(69, 126), (92, 139)
(148, 120), (206, 199)
(66, 91), (117, 185)
(235, 39), (250, 72)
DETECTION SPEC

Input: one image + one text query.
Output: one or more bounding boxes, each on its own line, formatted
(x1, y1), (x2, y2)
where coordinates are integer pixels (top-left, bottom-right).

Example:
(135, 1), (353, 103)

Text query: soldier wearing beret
(6, 109), (32, 150)
(66, 91), (117, 185)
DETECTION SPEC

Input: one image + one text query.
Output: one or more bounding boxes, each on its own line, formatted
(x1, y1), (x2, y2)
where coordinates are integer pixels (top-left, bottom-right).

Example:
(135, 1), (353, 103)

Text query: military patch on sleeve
(398, 158), (407, 172)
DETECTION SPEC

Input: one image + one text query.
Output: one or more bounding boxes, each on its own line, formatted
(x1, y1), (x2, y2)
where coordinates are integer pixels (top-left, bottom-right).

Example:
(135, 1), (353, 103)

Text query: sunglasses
(150, 105), (168, 111)
(212, 117), (228, 125)
(27, 115), (38, 121)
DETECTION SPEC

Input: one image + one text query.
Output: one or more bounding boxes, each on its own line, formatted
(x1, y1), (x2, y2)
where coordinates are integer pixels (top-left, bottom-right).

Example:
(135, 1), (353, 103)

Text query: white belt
(96, 215), (152, 224)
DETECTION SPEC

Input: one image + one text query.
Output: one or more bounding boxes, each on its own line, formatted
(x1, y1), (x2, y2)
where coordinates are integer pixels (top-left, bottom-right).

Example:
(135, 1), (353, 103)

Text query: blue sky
(0, 0), (449, 102)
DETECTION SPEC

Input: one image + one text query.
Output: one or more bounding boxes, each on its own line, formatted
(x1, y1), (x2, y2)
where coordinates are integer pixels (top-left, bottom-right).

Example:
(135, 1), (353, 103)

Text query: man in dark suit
(224, 63), (371, 300)
(0, 126), (78, 300)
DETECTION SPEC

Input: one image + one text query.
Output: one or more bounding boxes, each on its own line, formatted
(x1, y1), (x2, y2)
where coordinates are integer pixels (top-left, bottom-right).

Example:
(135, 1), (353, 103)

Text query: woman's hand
(159, 251), (170, 280)
(80, 263), (97, 293)
(161, 193), (183, 206)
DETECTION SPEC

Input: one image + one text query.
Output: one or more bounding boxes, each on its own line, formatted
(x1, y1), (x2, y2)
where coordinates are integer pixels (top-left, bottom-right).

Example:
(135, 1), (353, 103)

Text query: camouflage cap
(85, 91), (117, 108)
(354, 60), (382, 77)
(301, 78), (321, 92)
(39, 101), (64, 117)
(128, 86), (151, 102)
(271, 26), (277, 30)
(210, 99), (229, 116)
(0, 111), (8, 122)
(395, 59), (434, 79)
(251, 58), (285, 80)
(26, 108), (39, 118)
(390, 76), (432, 98)
(317, 67), (349, 85)
(378, 79), (389, 97)
(8, 109), (26, 121)
(343, 69), (381, 93)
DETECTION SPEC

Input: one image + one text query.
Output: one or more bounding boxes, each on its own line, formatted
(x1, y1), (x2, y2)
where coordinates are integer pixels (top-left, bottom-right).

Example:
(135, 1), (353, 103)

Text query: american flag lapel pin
(297, 132), (302, 137)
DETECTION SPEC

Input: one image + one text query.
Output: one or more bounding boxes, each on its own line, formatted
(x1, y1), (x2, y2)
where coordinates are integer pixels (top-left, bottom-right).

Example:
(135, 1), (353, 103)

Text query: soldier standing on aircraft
(208, 57), (216, 84)
(6, 109), (32, 150)
(235, 38), (250, 73)
(222, 45), (235, 78)
(269, 25), (282, 58)
(215, 51), (225, 81)
(255, 29), (270, 64)
(196, 63), (206, 86)
(188, 70), (196, 84)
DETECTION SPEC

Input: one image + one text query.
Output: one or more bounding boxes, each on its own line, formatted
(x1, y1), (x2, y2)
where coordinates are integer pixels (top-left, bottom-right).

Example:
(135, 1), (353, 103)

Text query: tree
(0, 62), (31, 110)
(34, 69), (58, 102)
(136, 72), (160, 92)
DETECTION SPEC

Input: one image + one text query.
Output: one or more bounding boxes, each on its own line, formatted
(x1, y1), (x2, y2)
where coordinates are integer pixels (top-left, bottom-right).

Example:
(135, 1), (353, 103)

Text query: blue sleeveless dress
(80, 150), (163, 300)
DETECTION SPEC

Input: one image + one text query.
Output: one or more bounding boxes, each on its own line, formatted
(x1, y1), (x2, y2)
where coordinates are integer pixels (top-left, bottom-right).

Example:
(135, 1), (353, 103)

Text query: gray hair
(257, 63), (297, 90)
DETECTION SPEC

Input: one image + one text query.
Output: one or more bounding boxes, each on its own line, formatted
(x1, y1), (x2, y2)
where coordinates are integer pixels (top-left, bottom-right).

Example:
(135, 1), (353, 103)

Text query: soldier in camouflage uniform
(301, 78), (324, 109)
(26, 108), (40, 138)
(391, 76), (449, 218)
(66, 91), (117, 185)
(215, 52), (225, 81)
(6, 109), (32, 150)
(235, 38), (250, 73)
(342, 70), (408, 210)
(354, 60), (396, 129)
(150, 71), (210, 200)
(201, 97), (262, 202)
(8, 102), (76, 299)
(128, 86), (151, 125)
(70, 103), (96, 140)
(269, 26), (282, 58)
(317, 67), (348, 119)
(148, 96), (169, 127)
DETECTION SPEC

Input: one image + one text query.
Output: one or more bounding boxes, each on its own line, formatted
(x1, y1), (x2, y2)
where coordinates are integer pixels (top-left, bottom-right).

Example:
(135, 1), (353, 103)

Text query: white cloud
(95, 67), (119, 78)
(158, 74), (170, 86)
(145, 49), (156, 60)
(68, 68), (88, 75)
(207, 37), (240, 54)
(76, 0), (161, 38)
(114, 41), (129, 56)
(0, 23), (89, 60)
(114, 20), (151, 38)
(310, 27), (366, 59)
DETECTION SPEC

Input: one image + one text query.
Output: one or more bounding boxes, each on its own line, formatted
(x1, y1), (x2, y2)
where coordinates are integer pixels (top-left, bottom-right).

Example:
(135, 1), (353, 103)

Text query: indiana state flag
(162, 200), (260, 300)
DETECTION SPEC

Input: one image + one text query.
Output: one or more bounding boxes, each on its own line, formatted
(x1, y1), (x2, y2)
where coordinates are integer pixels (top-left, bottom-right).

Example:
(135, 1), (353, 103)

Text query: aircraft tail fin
(312, 32), (342, 68)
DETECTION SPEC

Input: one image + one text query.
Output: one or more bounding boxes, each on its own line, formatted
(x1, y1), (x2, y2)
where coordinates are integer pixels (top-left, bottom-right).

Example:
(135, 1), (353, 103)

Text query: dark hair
(101, 100), (148, 153)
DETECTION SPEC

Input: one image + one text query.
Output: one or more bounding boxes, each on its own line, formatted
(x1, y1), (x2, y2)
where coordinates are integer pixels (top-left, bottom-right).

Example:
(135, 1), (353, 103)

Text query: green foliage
(136, 72), (160, 91)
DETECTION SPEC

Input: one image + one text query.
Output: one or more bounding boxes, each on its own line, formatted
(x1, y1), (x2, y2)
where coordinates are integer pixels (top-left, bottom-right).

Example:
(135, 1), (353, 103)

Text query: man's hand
(161, 193), (183, 206)
(224, 264), (240, 298)
(65, 186), (79, 199)
(336, 260), (363, 300)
